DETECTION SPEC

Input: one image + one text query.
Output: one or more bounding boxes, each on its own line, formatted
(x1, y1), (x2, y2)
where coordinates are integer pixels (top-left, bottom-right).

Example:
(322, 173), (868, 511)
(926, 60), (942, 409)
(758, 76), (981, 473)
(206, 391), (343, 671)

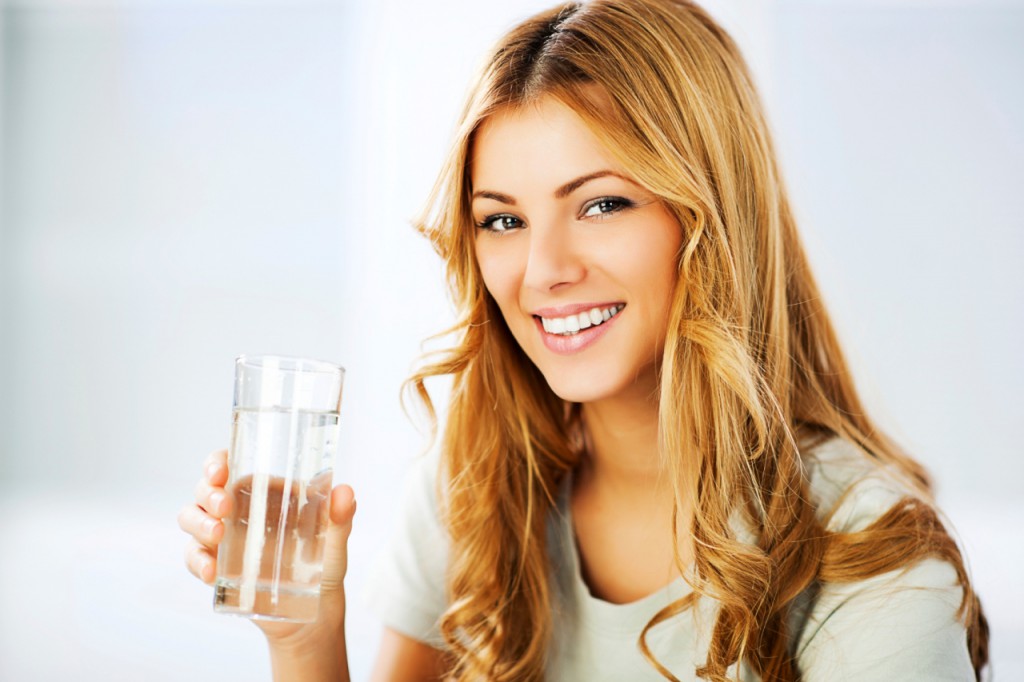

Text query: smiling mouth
(536, 304), (625, 336)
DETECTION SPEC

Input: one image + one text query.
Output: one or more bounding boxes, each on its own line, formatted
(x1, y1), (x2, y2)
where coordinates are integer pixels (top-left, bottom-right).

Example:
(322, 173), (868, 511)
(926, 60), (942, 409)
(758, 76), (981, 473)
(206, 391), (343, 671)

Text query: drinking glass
(213, 355), (345, 622)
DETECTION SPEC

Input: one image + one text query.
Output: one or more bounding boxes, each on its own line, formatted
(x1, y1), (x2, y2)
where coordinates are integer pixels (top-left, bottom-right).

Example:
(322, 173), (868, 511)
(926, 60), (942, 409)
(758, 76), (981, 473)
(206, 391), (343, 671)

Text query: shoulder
(802, 435), (916, 532)
(792, 555), (973, 680)
(363, 449), (449, 647)
(792, 437), (976, 680)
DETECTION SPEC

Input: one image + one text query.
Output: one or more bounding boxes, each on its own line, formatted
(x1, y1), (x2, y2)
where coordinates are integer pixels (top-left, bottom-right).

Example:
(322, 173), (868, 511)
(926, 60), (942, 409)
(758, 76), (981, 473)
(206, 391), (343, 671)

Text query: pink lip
(532, 301), (624, 318)
(533, 304), (625, 356)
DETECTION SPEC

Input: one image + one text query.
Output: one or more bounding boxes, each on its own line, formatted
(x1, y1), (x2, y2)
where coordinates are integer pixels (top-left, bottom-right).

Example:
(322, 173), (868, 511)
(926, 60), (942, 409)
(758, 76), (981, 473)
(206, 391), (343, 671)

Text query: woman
(180, 0), (989, 679)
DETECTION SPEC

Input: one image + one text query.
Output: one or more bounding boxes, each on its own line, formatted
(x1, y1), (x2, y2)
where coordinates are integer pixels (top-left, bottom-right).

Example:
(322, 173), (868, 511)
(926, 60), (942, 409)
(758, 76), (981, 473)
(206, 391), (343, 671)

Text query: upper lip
(530, 302), (625, 318)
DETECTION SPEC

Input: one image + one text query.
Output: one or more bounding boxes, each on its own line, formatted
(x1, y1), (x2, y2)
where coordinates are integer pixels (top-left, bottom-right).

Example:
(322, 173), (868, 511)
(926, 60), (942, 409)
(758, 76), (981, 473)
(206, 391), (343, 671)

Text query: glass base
(213, 578), (321, 623)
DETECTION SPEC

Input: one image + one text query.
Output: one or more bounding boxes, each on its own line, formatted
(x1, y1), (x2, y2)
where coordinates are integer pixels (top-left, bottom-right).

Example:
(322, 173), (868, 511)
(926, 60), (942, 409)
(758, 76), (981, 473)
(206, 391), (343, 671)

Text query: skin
(178, 449), (358, 679)
(471, 97), (689, 601)
(180, 448), (438, 680)
(471, 100), (682, 408)
(179, 94), (690, 679)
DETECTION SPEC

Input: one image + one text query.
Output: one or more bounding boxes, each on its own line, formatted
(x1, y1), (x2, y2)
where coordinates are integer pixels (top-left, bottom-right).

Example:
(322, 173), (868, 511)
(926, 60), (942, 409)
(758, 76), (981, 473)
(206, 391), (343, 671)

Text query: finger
(203, 449), (229, 487)
(203, 448), (228, 471)
(330, 484), (357, 527)
(193, 478), (231, 518)
(184, 538), (217, 584)
(320, 484), (356, 594)
(177, 505), (224, 548)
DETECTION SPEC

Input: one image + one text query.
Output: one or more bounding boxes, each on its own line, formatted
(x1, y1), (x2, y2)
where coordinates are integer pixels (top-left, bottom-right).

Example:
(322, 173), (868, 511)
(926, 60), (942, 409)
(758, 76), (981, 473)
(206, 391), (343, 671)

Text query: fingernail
(209, 491), (225, 513)
(206, 463), (220, 480)
(203, 518), (219, 536)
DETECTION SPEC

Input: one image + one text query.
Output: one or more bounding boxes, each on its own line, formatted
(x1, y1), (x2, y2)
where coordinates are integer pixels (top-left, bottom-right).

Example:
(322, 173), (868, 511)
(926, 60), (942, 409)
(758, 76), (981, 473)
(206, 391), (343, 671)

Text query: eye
(581, 196), (634, 219)
(476, 214), (524, 233)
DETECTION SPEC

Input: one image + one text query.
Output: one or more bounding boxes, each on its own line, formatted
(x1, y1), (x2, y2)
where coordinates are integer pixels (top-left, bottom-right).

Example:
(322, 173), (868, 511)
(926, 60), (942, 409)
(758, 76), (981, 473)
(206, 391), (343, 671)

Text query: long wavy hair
(405, 1), (989, 679)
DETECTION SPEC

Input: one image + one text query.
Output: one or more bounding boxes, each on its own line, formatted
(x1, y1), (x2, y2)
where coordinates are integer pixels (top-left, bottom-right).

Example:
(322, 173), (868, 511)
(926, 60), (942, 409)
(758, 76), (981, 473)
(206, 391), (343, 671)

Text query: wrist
(265, 600), (349, 681)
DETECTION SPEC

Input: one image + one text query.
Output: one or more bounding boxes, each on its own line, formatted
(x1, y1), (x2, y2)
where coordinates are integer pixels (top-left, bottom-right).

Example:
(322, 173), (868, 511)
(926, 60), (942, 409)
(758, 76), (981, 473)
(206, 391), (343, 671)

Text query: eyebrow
(470, 169), (630, 205)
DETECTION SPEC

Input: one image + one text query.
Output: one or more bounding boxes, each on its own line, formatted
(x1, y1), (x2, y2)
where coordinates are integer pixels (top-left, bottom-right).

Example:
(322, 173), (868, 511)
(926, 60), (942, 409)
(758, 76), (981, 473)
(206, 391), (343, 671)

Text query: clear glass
(213, 355), (345, 622)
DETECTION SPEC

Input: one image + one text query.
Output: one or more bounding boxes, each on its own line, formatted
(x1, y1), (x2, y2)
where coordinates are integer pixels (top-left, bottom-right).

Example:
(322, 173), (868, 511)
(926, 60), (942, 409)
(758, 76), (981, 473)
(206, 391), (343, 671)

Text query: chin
(536, 369), (633, 405)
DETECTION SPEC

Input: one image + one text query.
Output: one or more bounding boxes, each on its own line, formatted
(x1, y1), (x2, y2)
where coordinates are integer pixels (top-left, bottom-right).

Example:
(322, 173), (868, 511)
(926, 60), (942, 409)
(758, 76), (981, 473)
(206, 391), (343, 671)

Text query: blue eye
(476, 214), (523, 233)
(581, 196), (634, 218)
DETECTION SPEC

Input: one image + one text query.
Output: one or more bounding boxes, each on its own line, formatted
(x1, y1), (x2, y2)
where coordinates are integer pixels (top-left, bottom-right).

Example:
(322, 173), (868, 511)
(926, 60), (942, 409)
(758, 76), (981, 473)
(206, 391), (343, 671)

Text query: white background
(0, 0), (1021, 679)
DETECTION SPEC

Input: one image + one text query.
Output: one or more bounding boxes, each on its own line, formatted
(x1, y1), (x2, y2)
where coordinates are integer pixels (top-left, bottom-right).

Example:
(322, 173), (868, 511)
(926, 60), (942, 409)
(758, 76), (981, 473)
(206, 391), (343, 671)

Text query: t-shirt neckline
(554, 474), (695, 634)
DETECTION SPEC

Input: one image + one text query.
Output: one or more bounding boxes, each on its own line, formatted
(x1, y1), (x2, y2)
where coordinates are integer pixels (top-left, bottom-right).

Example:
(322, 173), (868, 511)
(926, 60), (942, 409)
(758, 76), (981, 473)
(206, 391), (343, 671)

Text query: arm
(268, 619), (350, 682)
(795, 558), (975, 681)
(263, 483), (358, 681)
(265, 453), (451, 681)
(180, 451), (358, 682)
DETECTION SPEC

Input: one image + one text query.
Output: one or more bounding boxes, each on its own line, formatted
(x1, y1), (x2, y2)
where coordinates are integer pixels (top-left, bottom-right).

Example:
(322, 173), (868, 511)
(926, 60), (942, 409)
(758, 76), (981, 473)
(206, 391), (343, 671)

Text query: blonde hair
(405, 0), (989, 679)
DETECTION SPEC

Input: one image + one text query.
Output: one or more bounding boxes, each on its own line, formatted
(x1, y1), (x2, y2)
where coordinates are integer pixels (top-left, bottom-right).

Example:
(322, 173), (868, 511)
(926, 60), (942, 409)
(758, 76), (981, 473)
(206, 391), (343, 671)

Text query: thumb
(320, 483), (356, 595)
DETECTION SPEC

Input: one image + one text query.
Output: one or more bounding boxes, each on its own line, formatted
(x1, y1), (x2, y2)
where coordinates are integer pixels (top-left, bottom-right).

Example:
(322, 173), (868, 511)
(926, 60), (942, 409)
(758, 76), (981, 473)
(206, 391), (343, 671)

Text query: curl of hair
(404, 1), (988, 679)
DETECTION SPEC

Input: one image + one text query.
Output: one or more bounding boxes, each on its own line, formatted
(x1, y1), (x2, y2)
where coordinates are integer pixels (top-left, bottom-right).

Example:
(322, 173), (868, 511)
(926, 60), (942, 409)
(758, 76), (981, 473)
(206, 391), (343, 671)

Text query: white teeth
(539, 305), (623, 336)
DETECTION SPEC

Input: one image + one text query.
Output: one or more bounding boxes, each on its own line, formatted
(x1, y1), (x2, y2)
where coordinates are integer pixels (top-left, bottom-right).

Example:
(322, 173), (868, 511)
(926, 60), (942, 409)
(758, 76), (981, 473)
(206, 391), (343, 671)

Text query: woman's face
(470, 97), (682, 405)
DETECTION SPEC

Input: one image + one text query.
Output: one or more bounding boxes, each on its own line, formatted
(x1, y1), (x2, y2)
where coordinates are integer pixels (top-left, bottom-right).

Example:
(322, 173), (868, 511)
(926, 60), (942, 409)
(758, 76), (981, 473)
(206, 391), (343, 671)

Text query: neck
(578, 386), (666, 493)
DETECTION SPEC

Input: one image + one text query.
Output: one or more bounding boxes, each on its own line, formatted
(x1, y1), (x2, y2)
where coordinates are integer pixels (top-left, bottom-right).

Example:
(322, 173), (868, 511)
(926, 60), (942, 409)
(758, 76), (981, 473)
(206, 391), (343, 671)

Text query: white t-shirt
(364, 437), (975, 680)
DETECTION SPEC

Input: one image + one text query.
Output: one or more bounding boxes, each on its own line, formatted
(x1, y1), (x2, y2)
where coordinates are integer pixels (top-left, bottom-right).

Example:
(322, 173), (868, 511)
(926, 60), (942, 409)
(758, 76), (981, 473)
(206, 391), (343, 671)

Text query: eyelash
(581, 196), (634, 218)
(475, 196), (635, 234)
(475, 214), (523, 233)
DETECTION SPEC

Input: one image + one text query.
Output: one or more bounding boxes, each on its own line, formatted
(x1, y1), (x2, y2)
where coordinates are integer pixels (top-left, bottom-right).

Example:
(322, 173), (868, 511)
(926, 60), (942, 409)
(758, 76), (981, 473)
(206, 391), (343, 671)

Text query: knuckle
(194, 480), (210, 506)
(206, 519), (222, 544)
(176, 507), (190, 532)
(184, 543), (198, 574)
(205, 448), (228, 468)
(185, 542), (213, 581)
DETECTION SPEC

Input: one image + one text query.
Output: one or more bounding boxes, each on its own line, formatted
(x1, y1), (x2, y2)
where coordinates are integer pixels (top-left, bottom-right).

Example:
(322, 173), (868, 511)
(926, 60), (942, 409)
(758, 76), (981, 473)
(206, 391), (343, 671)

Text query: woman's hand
(178, 449), (356, 680)
(179, 449), (232, 587)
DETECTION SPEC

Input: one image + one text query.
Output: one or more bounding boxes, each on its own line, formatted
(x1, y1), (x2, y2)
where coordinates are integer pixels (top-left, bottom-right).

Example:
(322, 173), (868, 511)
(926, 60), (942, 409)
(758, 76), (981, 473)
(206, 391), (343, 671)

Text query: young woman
(180, 1), (989, 679)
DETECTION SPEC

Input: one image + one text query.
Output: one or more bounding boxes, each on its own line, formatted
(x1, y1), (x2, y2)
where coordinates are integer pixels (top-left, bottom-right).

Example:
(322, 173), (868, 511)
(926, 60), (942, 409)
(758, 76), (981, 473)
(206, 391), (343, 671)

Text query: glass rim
(235, 354), (345, 377)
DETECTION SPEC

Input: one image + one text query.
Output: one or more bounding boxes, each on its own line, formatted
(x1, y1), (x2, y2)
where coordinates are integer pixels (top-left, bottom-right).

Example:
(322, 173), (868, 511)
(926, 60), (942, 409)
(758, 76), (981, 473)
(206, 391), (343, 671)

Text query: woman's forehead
(469, 97), (625, 193)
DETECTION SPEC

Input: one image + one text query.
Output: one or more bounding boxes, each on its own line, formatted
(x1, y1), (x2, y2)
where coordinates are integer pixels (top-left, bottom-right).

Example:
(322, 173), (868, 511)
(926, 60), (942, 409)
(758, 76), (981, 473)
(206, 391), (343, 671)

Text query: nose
(522, 220), (586, 292)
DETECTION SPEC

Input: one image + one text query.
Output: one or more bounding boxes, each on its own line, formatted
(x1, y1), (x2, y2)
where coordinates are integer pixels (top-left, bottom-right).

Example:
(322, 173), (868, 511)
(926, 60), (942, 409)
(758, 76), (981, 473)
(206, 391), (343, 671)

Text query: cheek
(646, 219), (683, 294)
(475, 245), (521, 310)
(619, 225), (682, 325)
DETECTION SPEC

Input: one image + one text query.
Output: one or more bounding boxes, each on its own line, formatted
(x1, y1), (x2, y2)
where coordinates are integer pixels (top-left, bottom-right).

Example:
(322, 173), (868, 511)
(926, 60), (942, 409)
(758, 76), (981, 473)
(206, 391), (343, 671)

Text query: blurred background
(0, 0), (1021, 679)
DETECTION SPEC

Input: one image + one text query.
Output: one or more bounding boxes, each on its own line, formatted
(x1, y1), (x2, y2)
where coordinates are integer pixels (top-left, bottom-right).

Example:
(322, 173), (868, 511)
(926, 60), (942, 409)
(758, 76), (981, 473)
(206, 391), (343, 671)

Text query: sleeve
(795, 438), (976, 680)
(361, 451), (449, 648)
(795, 558), (975, 681)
